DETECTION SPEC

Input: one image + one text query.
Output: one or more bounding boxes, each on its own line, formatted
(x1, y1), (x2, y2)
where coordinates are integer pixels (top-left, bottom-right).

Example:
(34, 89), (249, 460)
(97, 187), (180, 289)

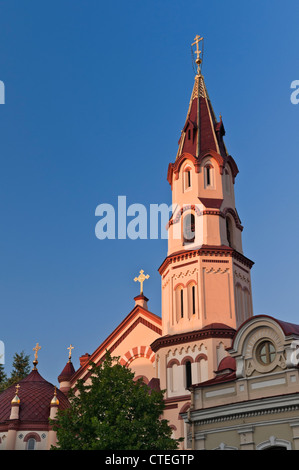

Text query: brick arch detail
(167, 358), (180, 368)
(23, 432), (41, 443)
(120, 346), (155, 367)
(195, 353), (208, 362)
(178, 402), (191, 420)
(181, 356), (194, 365)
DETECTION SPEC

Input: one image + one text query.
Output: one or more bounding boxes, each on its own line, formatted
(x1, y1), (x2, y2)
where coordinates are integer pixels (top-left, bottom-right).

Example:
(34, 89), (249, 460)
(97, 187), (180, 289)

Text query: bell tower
(156, 35), (254, 340)
(150, 37), (255, 441)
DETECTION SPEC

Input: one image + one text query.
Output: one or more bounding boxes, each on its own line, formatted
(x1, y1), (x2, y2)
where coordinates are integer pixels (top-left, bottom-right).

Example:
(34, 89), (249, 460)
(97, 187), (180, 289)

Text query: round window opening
(256, 341), (276, 365)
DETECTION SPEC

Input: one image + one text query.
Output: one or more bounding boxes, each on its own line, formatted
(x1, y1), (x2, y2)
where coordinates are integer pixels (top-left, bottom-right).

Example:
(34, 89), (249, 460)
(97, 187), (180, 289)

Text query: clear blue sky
(0, 0), (298, 385)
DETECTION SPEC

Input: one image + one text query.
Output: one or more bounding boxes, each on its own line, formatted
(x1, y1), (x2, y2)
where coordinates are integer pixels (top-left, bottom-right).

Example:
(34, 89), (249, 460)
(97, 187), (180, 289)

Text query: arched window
(26, 438), (36, 450)
(185, 361), (192, 389)
(204, 163), (214, 189)
(182, 357), (193, 389)
(180, 289), (184, 318)
(183, 166), (192, 191)
(226, 216), (233, 247)
(175, 285), (184, 321)
(192, 285), (196, 315)
(187, 282), (197, 318)
(183, 213), (195, 244)
(256, 437), (291, 450)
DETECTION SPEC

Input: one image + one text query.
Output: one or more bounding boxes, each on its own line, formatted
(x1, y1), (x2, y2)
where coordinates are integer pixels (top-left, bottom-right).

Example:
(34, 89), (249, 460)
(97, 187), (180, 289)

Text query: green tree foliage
(2, 351), (31, 390)
(51, 352), (181, 450)
(0, 364), (7, 393)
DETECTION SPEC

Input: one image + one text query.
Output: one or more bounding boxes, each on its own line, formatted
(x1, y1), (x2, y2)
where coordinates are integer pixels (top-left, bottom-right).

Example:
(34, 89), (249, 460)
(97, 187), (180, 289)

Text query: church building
(67, 34), (258, 445)
(0, 35), (298, 450)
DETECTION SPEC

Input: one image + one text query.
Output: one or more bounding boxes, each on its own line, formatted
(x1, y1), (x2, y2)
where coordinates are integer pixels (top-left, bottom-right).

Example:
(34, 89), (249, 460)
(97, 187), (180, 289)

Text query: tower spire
(175, 35), (228, 162)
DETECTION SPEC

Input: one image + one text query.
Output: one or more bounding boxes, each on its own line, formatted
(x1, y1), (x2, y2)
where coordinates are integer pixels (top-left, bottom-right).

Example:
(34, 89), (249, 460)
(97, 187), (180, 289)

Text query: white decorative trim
(213, 442), (238, 450)
(256, 436), (292, 450)
(250, 378), (286, 389)
(205, 387), (236, 398)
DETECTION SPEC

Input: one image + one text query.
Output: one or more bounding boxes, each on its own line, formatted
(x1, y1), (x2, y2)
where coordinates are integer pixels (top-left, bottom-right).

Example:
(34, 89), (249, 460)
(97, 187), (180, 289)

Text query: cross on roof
(191, 35), (204, 71)
(134, 269), (150, 296)
(33, 343), (41, 361)
(32, 343), (41, 369)
(67, 344), (74, 361)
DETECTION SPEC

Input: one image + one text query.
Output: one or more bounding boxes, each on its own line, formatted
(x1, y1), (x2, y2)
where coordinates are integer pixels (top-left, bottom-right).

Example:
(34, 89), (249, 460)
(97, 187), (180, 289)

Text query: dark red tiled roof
(0, 369), (69, 424)
(217, 356), (236, 372)
(191, 370), (236, 389)
(58, 360), (75, 383)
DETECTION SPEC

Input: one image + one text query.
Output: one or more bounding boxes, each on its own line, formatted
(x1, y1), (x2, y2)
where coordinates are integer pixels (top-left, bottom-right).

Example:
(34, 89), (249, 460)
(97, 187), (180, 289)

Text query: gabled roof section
(70, 305), (162, 384)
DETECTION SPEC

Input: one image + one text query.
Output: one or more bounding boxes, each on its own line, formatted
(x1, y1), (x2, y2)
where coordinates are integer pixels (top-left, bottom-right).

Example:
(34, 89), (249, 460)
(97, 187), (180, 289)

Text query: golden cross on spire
(32, 343), (41, 369)
(67, 344), (74, 361)
(191, 35), (204, 72)
(33, 343), (41, 360)
(11, 383), (20, 404)
(134, 269), (149, 295)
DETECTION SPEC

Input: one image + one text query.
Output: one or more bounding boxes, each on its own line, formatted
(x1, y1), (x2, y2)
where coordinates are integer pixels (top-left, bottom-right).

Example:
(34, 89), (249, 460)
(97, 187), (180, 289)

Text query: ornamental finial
(51, 386), (59, 406)
(191, 35), (204, 74)
(11, 384), (20, 404)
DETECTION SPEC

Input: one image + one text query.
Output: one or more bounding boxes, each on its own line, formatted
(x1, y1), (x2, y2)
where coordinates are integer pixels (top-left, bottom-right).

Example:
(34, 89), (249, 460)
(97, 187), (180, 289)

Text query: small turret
(58, 345), (76, 394)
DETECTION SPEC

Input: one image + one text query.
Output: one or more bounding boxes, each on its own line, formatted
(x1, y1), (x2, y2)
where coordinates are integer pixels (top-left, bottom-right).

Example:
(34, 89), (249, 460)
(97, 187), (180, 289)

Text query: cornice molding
(151, 325), (235, 353)
(183, 393), (299, 427)
(158, 246), (254, 275)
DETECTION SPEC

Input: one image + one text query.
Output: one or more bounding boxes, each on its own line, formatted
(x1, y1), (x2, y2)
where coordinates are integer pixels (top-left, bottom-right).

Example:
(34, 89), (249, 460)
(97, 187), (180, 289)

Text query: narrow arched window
(187, 282), (197, 318)
(187, 170), (191, 188)
(206, 166), (211, 185)
(204, 163), (214, 189)
(183, 213), (195, 244)
(185, 361), (192, 389)
(226, 217), (233, 247)
(175, 286), (184, 322)
(183, 167), (192, 191)
(27, 438), (36, 450)
(192, 285), (196, 315)
(180, 289), (184, 318)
